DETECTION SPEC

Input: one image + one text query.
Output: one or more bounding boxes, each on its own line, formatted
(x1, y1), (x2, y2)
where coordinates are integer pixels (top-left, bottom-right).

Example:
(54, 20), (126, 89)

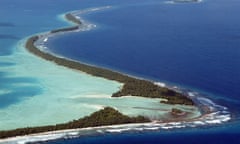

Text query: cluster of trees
(112, 79), (194, 105)
(50, 13), (81, 33)
(0, 107), (150, 139)
(65, 13), (82, 25)
(51, 26), (79, 33)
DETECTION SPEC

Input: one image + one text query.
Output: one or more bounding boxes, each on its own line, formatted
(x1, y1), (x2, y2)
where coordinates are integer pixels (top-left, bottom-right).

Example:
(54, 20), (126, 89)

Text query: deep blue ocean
(1, 0), (240, 143)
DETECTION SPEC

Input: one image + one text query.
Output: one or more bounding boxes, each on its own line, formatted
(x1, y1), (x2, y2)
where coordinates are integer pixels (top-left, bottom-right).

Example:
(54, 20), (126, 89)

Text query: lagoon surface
(0, 0), (240, 143)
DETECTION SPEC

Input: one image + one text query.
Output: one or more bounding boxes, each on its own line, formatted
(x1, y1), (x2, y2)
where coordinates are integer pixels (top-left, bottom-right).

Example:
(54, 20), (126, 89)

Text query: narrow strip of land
(26, 13), (194, 106)
(0, 107), (150, 139)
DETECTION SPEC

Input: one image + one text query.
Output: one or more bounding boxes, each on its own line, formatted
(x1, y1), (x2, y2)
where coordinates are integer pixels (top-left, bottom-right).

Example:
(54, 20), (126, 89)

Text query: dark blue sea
(1, 0), (240, 143)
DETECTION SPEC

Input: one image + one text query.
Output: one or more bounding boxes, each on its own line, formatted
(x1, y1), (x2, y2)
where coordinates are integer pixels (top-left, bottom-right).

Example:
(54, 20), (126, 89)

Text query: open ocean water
(1, 0), (240, 143)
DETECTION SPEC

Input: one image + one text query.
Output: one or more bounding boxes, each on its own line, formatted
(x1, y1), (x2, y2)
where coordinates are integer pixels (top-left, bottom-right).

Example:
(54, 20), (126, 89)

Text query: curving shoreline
(0, 8), (232, 142)
(27, 13), (194, 106)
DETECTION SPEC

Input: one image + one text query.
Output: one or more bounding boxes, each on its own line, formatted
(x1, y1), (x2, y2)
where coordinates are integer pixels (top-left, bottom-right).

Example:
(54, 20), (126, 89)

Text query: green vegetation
(0, 107), (150, 139)
(112, 79), (194, 105)
(50, 13), (81, 33)
(51, 26), (79, 33)
(65, 13), (82, 25)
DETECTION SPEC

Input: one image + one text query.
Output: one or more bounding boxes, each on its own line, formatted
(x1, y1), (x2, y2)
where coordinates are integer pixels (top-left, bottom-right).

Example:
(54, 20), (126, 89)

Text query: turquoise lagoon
(0, 38), (201, 130)
(0, 0), (201, 131)
(1, 1), (239, 144)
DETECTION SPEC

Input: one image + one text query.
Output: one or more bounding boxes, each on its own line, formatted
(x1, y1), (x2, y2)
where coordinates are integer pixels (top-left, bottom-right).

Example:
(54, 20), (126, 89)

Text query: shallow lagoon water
(0, 0), (240, 144)
(1, 0), (202, 131)
(43, 0), (240, 143)
(1, 39), (201, 130)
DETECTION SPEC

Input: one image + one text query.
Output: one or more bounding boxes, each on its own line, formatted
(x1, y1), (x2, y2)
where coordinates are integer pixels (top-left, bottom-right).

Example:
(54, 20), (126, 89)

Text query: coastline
(0, 109), (231, 144)
(0, 122), (160, 144)
(0, 7), (231, 143)
(26, 11), (195, 106)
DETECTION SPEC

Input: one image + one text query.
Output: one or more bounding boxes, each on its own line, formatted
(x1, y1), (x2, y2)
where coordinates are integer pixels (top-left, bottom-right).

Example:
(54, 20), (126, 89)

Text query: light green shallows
(0, 40), (201, 131)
